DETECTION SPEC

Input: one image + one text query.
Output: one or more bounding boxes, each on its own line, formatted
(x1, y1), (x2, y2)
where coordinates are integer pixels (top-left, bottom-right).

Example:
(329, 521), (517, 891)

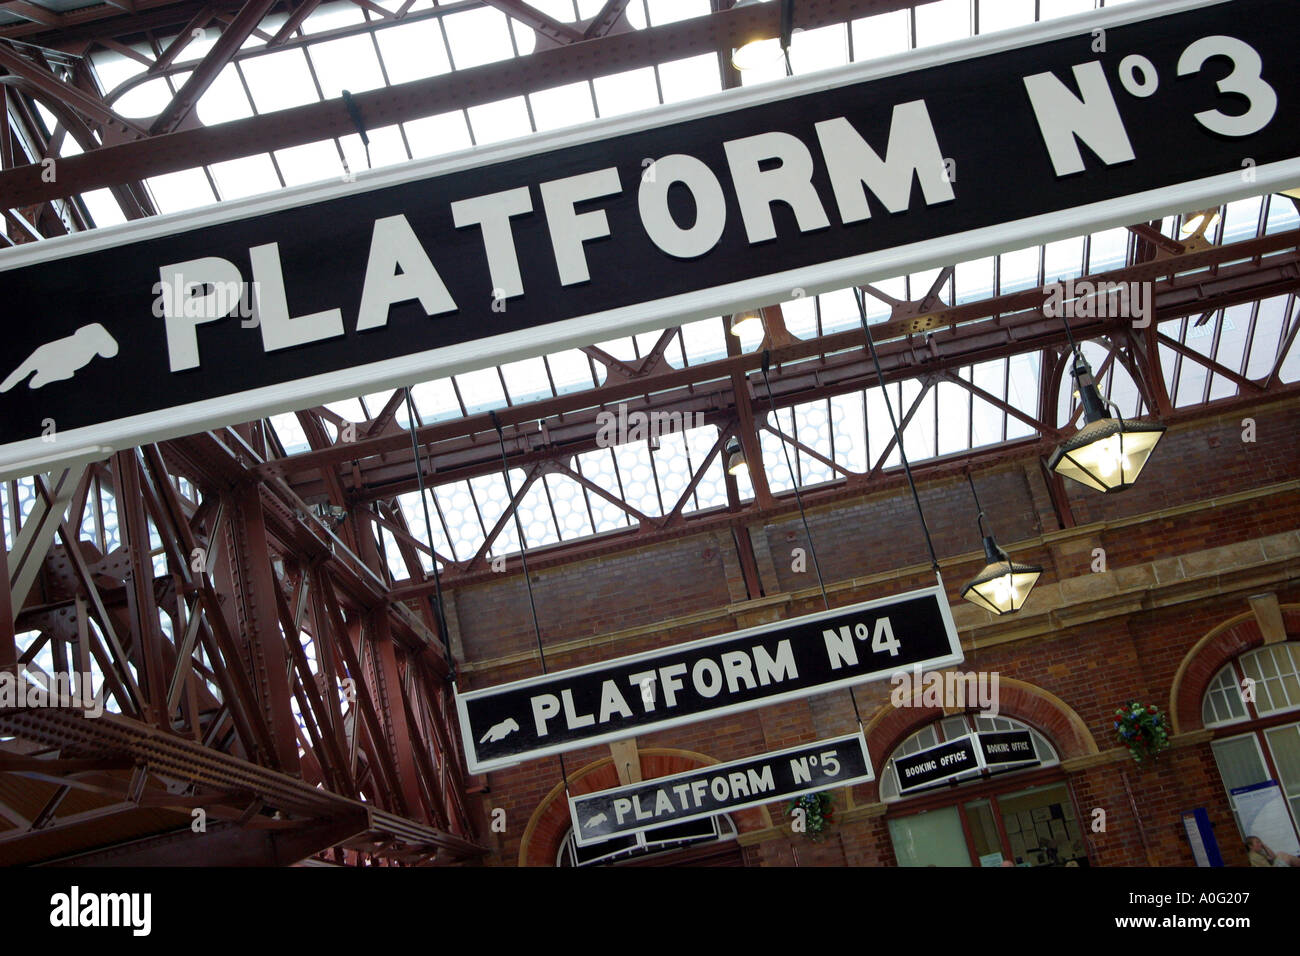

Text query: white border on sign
(978, 730), (1042, 772)
(0, 0), (1271, 480)
(0, 0), (1234, 273)
(894, 732), (986, 795)
(567, 731), (874, 847)
(455, 582), (962, 774)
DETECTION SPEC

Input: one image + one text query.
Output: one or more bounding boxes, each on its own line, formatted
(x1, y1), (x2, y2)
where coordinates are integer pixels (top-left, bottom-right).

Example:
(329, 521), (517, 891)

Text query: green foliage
(1113, 699), (1170, 764)
(788, 791), (835, 841)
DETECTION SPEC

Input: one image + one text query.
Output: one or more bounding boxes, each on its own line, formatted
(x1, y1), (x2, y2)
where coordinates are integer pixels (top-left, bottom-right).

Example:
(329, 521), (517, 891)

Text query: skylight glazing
(12, 0), (1297, 586)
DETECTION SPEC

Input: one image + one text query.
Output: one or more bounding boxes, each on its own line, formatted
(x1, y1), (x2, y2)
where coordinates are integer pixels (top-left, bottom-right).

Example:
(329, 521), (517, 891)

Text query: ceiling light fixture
(729, 309), (764, 337)
(1178, 208), (1221, 239)
(959, 471), (1042, 615)
(725, 436), (748, 476)
(1047, 349), (1166, 493)
(731, 0), (795, 73)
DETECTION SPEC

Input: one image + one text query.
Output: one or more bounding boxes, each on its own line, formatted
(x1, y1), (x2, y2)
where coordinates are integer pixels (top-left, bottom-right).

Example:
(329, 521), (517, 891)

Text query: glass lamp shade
(1179, 209), (1221, 237)
(960, 537), (1043, 615)
(725, 437), (748, 476)
(732, 35), (783, 71)
(729, 311), (764, 337)
(1047, 416), (1166, 493)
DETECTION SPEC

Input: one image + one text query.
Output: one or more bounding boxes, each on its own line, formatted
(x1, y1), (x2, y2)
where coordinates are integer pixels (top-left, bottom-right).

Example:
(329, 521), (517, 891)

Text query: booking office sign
(0, 0), (1296, 478)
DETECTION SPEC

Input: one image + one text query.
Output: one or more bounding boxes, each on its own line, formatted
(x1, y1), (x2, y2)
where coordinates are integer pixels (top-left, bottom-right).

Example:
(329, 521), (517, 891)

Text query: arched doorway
(556, 814), (741, 866)
(880, 714), (1087, 867)
(1201, 642), (1300, 864)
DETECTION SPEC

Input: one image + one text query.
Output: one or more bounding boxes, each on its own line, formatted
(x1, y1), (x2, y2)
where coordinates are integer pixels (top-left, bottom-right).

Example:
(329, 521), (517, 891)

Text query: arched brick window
(878, 714), (1085, 868)
(1201, 643), (1300, 860)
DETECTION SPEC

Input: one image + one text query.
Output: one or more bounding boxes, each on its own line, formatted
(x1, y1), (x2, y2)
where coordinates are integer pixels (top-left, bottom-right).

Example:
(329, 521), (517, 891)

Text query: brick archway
(1169, 605), (1300, 734)
(858, 676), (1098, 801)
(516, 748), (769, 867)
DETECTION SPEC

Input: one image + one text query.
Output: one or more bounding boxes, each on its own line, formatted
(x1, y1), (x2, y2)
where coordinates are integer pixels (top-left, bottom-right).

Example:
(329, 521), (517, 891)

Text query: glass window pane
(240, 50), (319, 113)
(889, 808), (971, 867)
(1213, 735), (1268, 794)
(1265, 725), (1300, 798)
(375, 19), (452, 84)
(965, 799), (1003, 864)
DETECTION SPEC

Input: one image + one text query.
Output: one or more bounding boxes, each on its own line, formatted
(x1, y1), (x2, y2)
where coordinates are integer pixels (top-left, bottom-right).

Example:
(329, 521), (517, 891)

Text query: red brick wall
(452, 395), (1300, 867)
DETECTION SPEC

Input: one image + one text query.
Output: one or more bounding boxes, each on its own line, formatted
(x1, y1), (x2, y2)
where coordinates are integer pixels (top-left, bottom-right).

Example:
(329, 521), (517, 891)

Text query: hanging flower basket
(788, 791), (835, 841)
(1114, 700), (1170, 764)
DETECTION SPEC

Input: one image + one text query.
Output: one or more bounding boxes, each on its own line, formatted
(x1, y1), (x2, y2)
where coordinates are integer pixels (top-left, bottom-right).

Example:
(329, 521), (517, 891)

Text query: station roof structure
(1, 0), (1297, 866)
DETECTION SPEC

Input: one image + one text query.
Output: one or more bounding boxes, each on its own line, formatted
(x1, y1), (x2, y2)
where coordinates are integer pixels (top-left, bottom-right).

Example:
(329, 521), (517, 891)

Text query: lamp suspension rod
(852, 287), (941, 574)
(965, 468), (989, 537)
(757, 349), (862, 728)
(759, 350), (829, 608)
(403, 386), (454, 675)
(489, 410), (571, 790)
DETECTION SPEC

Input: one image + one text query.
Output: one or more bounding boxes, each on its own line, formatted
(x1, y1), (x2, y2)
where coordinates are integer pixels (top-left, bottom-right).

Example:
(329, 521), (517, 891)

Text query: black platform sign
(456, 583), (960, 773)
(979, 730), (1039, 769)
(894, 735), (981, 794)
(1, 0), (1296, 478)
(569, 732), (873, 846)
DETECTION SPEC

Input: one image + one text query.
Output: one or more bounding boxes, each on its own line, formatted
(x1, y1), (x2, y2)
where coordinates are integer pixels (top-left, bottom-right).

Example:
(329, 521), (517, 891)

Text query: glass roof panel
(547, 349), (602, 392)
(851, 9), (910, 60)
(323, 398), (366, 422)
(999, 246), (1040, 293)
(913, 0), (969, 48)
(954, 256), (995, 304)
(80, 189), (127, 228)
(645, 0), (710, 28)
(828, 393), (866, 472)
(592, 67), (661, 118)
(788, 23), (850, 76)
(308, 34), (387, 99)
(91, 47), (148, 93)
(500, 356), (554, 405)
(574, 448), (635, 532)
(240, 49), (319, 114)
(441, 7), (517, 69)
(275, 139), (345, 187)
(194, 65), (256, 125)
(821, 287), (872, 332)
(209, 153), (282, 200)
(780, 293), (819, 340)
(22, 0), (1300, 578)
(1087, 227), (1129, 272)
(1039, 0), (1098, 18)
(1245, 295), (1294, 379)
(515, 476), (561, 549)
(299, 0), (368, 35)
(529, 82), (597, 132)
(466, 96), (534, 145)
(678, 317), (727, 366)
(1222, 196), (1263, 243)
(403, 111), (474, 158)
(453, 368), (508, 414)
(408, 378), (463, 422)
(113, 77), (175, 119)
(1043, 236), (1085, 283)
(269, 412), (312, 455)
(342, 125), (410, 171)
(935, 379), (971, 456)
(610, 442), (664, 517)
(657, 54), (723, 104)
(1266, 197), (1299, 235)
(978, 0), (1035, 33)
(374, 18), (454, 83)
(525, 1), (577, 22)
(146, 167), (217, 214)
(546, 473), (596, 541)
